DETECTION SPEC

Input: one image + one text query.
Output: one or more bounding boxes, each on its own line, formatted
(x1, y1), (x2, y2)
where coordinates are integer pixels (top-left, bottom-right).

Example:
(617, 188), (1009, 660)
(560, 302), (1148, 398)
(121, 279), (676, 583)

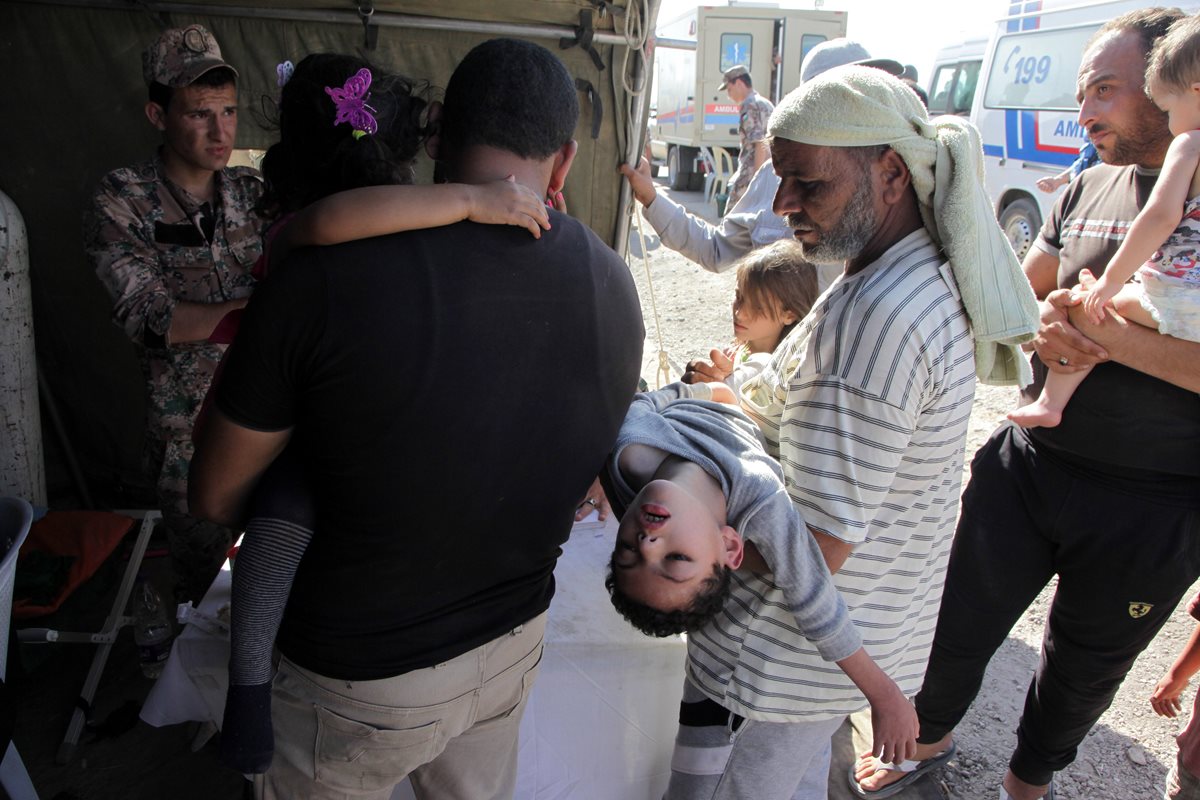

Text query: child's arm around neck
(266, 178), (551, 271)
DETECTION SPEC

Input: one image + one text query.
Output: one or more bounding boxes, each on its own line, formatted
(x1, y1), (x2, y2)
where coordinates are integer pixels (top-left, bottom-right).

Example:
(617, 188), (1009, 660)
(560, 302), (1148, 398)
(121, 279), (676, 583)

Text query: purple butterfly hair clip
(325, 67), (378, 139)
(276, 60), (294, 88)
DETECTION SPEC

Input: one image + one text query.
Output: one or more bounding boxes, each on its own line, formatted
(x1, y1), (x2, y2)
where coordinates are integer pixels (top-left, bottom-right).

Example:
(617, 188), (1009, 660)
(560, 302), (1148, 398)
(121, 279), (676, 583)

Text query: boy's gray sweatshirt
(606, 383), (862, 664)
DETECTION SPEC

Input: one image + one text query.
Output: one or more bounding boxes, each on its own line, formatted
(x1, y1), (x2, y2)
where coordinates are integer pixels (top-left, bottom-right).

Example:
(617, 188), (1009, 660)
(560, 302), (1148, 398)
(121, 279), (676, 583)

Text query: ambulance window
(983, 25), (1098, 111)
(720, 34), (752, 72)
(928, 65), (958, 114)
(952, 60), (981, 112)
(799, 34), (827, 71)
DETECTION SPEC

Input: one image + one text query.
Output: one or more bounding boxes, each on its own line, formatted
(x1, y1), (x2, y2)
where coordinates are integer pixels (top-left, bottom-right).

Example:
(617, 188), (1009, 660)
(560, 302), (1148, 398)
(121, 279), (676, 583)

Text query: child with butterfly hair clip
(254, 54), (550, 285)
(1010, 14), (1200, 429)
(207, 52), (557, 775)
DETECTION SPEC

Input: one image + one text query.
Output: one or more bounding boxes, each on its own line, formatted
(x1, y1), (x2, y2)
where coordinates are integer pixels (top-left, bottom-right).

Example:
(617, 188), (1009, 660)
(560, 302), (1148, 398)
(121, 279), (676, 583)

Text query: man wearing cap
(667, 64), (1037, 798)
(85, 24), (263, 602)
(719, 64), (773, 208)
(620, 40), (903, 297)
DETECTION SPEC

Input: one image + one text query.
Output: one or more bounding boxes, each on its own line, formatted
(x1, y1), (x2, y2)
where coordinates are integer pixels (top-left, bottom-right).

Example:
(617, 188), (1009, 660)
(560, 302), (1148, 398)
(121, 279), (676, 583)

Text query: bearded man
(856, 9), (1200, 800)
(671, 65), (1036, 798)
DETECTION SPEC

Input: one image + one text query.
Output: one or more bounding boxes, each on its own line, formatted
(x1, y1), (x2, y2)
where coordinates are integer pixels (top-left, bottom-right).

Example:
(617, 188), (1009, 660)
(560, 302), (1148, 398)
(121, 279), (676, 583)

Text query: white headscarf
(768, 65), (1039, 387)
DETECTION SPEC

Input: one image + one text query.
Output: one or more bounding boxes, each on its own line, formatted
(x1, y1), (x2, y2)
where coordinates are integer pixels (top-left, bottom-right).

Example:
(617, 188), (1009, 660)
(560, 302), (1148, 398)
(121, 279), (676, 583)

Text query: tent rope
(630, 203), (674, 389)
(621, 0), (670, 387)
(620, 0), (649, 95)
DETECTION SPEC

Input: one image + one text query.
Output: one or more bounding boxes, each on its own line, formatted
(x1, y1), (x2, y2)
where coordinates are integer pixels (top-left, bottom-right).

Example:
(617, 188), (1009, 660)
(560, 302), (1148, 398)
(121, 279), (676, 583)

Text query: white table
(142, 515), (687, 799)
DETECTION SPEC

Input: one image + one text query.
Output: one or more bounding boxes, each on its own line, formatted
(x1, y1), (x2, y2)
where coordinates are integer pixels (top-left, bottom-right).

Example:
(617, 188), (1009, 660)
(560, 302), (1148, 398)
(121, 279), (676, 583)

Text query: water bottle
(132, 576), (174, 679)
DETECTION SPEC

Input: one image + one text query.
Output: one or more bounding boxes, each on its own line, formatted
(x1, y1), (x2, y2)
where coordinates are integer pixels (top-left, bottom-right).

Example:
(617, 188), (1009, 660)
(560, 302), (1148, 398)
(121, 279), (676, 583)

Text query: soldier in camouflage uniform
(720, 64), (774, 209)
(84, 25), (264, 601)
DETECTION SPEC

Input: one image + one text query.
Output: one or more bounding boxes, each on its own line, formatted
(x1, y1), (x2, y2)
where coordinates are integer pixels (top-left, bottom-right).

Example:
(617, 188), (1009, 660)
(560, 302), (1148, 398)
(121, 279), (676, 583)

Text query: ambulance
(973, 0), (1197, 259)
(927, 37), (987, 117)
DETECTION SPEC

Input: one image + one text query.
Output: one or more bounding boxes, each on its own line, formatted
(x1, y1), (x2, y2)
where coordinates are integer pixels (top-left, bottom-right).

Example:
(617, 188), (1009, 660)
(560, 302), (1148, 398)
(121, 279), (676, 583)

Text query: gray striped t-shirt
(705, 228), (976, 722)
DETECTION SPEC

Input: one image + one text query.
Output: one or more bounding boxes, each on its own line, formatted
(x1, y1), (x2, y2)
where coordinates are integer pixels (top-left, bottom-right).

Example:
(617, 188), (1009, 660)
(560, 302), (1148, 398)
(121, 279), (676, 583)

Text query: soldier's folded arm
(85, 185), (249, 346)
(167, 299), (249, 345)
(85, 186), (179, 347)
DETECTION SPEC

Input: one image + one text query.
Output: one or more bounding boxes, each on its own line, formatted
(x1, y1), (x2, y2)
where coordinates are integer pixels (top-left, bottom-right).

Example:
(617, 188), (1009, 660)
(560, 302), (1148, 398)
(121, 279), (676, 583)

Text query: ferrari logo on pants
(1129, 602), (1153, 619)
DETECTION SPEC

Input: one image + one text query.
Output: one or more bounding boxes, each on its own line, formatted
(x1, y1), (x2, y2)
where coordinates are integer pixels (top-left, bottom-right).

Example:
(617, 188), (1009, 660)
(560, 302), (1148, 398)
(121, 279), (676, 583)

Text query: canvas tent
(0, 0), (658, 507)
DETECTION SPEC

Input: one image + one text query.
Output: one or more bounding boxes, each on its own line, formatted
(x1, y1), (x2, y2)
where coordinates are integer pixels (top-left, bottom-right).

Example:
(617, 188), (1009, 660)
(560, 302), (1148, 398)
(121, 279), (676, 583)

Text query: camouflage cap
(720, 64), (750, 90)
(142, 25), (237, 88)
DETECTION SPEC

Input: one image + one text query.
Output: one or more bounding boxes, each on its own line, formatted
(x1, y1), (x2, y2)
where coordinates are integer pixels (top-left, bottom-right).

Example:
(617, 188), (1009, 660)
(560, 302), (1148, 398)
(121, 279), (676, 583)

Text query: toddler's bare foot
(1007, 402), (1062, 429)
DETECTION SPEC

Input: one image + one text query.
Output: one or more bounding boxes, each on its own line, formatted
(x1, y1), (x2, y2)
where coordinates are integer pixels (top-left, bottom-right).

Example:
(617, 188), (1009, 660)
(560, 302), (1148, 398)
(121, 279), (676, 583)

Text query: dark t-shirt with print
(1025, 163), (1200, 486)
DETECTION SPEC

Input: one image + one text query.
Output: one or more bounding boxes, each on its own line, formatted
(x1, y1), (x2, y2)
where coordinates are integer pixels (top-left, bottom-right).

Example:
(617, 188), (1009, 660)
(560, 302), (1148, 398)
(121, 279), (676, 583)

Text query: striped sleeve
(778, 377), (916, 545)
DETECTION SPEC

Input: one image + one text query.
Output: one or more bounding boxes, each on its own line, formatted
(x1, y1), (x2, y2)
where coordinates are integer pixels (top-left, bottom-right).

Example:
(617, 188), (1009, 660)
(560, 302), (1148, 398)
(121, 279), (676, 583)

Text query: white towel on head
(768, 65), (1039, 387)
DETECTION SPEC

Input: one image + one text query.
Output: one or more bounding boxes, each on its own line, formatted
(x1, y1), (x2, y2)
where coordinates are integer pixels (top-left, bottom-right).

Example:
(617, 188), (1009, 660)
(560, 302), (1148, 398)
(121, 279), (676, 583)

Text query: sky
(653, 0), (1010, 86)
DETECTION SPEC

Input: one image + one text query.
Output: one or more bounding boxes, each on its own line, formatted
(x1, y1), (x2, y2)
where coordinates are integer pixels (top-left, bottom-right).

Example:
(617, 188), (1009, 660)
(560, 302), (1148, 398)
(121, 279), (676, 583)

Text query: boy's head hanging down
(605, 456), (745, 637)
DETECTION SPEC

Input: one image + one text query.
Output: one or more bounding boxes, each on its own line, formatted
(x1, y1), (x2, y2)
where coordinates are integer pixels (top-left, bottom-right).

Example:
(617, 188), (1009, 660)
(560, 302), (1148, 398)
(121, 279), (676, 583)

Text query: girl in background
(725, 239), (819, 391)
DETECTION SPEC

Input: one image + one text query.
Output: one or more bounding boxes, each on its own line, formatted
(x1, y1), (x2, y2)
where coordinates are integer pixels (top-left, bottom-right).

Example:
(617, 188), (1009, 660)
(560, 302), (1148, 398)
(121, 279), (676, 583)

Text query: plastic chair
(17, 509), (159, 764)
(704, 146), (737, 208)
(0, 497), (39, 799)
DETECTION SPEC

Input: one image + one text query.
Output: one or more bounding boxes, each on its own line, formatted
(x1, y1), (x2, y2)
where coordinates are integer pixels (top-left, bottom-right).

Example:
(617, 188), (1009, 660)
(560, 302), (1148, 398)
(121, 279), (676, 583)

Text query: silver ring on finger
(1058, 356), (1069, 366)
(585, 498), (598, 508)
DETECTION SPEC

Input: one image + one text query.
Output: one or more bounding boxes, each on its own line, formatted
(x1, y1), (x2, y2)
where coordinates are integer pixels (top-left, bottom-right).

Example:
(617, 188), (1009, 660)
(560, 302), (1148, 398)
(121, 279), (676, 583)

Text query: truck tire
(999, 198), (1041, 262)
(668, 146), (689, 190)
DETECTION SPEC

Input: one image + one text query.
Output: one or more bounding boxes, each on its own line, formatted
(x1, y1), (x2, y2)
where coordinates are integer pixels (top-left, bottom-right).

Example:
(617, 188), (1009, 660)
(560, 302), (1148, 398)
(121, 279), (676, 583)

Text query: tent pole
(17, 0), (631, 45)
(615, 0), (660, 257)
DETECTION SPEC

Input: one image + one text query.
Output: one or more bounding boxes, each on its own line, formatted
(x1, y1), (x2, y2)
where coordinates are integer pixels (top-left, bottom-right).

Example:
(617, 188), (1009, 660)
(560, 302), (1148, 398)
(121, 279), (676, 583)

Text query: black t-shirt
(216, 212), (644, 679)
(1024, 163), (1200, 488)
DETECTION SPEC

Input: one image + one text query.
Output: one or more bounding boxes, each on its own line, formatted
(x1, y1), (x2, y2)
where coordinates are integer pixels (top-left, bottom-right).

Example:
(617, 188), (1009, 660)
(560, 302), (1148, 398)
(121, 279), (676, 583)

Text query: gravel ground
(625, 184), (1199, 800)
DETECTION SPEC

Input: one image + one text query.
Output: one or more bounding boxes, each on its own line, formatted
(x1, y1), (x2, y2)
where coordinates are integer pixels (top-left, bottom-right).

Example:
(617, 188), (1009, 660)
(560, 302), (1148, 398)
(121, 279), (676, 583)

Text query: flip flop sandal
(848, 740), (959, 799)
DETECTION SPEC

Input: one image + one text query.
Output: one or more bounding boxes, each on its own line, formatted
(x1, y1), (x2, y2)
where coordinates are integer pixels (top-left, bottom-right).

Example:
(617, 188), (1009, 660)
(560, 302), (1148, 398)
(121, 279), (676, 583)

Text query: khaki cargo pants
(256, 613), (545, 800)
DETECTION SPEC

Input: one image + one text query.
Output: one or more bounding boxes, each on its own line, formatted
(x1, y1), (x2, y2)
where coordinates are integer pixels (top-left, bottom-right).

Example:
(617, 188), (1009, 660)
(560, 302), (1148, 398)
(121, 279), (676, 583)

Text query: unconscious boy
(603, 382), (918, 798)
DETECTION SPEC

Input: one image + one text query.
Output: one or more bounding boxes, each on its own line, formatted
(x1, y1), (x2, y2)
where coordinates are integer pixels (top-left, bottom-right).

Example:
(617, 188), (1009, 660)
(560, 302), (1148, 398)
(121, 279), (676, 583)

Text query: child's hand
(1188, 592), (1200, 621)
(1080, 274), (1119, 325)
(869, 686), (920, 765)
(468, 177), (551, 238)
(1151, 671), (1189, 717)
(682, 348), (734, 385)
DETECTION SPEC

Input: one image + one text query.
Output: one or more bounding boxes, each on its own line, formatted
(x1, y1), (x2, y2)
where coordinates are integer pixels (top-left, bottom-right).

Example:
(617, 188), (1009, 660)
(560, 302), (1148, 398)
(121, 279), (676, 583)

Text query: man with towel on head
(672, 65), (1037, 799)
(620, 39), (903, 297)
